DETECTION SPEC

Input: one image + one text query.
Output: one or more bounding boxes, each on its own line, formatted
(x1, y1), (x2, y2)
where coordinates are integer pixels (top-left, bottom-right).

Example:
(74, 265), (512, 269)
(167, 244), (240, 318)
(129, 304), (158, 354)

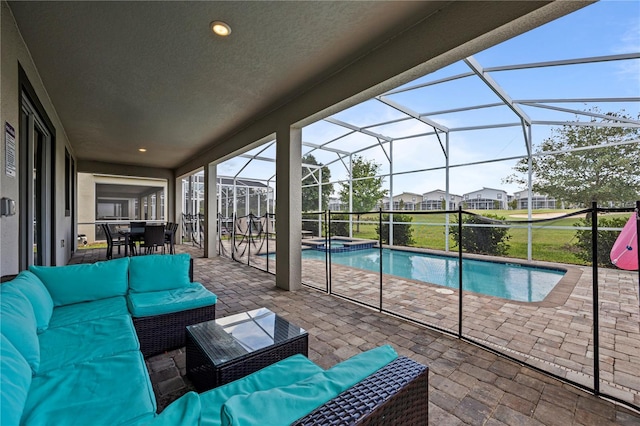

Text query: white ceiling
(8, 1), (580, 172)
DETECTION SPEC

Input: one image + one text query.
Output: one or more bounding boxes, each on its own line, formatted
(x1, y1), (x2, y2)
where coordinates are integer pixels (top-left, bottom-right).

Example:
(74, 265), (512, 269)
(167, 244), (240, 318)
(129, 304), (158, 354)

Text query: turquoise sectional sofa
(1, 254), (217, 425)
(1, 254), (428, 425)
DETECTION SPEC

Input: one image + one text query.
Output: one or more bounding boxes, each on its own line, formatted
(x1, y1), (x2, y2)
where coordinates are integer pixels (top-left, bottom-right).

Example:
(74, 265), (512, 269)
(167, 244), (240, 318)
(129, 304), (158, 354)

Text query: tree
(301, 154), (333, 212)
(504, 109), (640, 207)
(339, 156), (388, 232)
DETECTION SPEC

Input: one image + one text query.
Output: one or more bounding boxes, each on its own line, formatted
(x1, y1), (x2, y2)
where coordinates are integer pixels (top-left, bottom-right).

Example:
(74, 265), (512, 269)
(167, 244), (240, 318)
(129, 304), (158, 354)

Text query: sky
(217, 0), (640, 198)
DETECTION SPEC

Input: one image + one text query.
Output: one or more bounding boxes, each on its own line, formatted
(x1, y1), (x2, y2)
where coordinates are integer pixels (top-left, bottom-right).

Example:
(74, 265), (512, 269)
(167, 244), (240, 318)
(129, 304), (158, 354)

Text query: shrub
(328, 213), (350, 237)
(450, 213), (510, 256)
(573, 215), (628, 267)
(302, 213), (322, 237)
(376, 214), (415, 246)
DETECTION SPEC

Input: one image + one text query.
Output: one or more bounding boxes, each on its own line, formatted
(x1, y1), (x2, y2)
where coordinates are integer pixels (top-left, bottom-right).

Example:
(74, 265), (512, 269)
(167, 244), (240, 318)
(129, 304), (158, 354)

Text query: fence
(222, 203), (639, 411)
(181, 213), (204, 248)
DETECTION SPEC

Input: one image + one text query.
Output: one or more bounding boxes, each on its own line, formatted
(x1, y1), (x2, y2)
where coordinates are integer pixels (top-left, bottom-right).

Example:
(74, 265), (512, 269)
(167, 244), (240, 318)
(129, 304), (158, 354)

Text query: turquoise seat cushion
(1, 335), (32, 426)
(22, 350), (156, 426)
(30, 257), (130, 306)
(0, 285), (40, 373)
(141, 392), (201, 426)
(37, 314), (139, 374)
(199, 354), (324, 426)
(48, 296), (129, 329)
(127, 283), (217, 317)
(4, 270), (54, 332)
(129, 253), (191, 293)
(220, 345), (398, 426)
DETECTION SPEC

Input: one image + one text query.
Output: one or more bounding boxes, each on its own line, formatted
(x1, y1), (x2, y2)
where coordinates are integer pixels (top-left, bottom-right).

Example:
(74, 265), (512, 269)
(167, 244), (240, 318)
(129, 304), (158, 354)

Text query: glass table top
(186, 307), (307, 365)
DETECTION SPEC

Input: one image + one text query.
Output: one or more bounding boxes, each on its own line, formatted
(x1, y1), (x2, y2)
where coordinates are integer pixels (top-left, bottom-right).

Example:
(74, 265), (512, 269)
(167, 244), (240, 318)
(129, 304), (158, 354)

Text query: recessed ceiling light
(138, 148), (147, 152)
(211, 21), (231, 37)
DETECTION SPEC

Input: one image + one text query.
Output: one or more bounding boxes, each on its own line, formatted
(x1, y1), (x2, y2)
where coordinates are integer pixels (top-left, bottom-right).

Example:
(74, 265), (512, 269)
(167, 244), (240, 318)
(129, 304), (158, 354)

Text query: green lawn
(331, 209), (630, 265)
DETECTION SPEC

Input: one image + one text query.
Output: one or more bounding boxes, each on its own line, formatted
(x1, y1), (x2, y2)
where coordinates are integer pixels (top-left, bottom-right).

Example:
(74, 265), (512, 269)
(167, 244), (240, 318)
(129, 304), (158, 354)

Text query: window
(497, 193), (502, 199)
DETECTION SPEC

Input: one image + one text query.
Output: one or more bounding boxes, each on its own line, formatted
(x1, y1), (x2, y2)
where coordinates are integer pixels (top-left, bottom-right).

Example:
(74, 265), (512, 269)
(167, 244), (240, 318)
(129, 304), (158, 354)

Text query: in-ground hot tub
(301, 236), (377, 253)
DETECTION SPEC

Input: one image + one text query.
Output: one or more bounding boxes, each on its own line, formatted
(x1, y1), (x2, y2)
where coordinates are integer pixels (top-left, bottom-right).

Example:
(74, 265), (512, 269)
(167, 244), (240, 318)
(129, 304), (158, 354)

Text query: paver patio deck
(69, 245), (640, 425)
(235, 241), (640, 408)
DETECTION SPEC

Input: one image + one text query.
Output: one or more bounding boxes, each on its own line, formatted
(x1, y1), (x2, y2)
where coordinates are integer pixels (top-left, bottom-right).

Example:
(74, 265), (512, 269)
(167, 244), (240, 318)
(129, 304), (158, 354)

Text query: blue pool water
(296, 248), (565, 302)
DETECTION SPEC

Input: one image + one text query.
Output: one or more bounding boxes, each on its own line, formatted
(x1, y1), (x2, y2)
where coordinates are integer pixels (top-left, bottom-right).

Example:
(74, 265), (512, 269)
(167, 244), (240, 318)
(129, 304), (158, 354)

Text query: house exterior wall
(462, 188), (507, 210)
(77, 173), (96, 244)
(328, 197), (344, 211)
(513, 190), (557, 210)
(1, 2), (75, 275)
(422, 190), (462, 210)
(383, 192), (421, 210)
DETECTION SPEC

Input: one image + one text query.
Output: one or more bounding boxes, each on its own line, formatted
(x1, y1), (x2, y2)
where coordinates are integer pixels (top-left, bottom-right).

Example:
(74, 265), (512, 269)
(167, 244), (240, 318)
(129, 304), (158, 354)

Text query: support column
(275, 126), (302, 291)
(142, 196), (148, 220)
(204, 163), (218, 258)
(155, 191), (162, 220)
(175, 176), (184, 244)
(445, 132), (450, 251)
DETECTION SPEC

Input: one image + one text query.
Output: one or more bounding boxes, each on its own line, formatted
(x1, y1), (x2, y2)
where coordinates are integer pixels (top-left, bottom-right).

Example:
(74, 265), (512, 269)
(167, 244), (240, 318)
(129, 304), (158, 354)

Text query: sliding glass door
(20, 94), (52, 268)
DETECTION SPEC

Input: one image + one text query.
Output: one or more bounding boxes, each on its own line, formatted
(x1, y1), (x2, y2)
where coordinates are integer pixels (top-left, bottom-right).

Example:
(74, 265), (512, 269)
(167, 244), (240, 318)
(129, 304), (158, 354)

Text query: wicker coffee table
(186, 307), (309, 392)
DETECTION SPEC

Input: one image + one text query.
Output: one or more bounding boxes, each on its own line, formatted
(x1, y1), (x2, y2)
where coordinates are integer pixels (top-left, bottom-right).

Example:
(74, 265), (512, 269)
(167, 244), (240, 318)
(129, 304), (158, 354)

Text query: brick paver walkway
(70, 246), (640, 425)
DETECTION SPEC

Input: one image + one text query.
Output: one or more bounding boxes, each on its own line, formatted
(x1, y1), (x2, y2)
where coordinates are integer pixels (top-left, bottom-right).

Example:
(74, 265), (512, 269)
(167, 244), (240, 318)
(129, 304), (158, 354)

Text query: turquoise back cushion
(220, 345), (398, 426)
(1, 334), (33, 426)
(5, 270), (54, 332)
(0, 286), (40, 373)
(129, 254), (191, 293)
(29, 257), (129, 306)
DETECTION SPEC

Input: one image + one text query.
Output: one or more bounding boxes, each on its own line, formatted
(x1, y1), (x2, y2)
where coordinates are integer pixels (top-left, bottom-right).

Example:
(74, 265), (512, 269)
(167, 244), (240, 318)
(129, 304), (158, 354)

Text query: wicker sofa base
(133, 304), (216, 357)
(292, 356), (428, 425)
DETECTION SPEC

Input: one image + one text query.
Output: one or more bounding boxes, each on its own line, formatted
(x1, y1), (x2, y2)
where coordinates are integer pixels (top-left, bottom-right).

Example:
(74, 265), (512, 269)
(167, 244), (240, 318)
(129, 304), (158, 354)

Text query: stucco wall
(1, 1), (74, 275)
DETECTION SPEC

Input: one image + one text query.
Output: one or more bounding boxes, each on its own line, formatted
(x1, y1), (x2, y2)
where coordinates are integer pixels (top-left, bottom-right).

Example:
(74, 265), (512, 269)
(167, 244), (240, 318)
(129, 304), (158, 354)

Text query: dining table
(119, 225), (175, 256)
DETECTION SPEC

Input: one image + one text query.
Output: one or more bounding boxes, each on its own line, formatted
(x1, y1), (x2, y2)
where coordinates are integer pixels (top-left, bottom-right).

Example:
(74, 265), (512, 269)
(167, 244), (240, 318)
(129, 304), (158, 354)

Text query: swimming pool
(298, 248), (565, 302)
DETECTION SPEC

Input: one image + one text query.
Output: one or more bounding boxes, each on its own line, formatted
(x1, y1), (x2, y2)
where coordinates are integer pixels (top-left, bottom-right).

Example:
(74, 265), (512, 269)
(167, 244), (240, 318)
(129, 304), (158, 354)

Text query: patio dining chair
(164, 222), (179, 254)
(128, 221), (146, 255)
(101, 223), (126, 260)
(140, 225), (166, 255)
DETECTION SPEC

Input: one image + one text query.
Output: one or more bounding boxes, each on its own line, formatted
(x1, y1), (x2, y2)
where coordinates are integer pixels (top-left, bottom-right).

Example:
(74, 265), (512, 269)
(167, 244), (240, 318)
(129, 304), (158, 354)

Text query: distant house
(513, 190), (557, 209)
(328, 196), (345, 211)
(462, 187), (508, 210)
(421, 190), (462, 210)
(380, 192), (422, 210)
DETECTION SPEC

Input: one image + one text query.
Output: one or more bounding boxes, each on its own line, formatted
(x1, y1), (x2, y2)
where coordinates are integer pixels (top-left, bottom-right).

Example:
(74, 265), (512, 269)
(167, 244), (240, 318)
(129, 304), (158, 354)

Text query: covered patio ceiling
(7, 1), (588, 173)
